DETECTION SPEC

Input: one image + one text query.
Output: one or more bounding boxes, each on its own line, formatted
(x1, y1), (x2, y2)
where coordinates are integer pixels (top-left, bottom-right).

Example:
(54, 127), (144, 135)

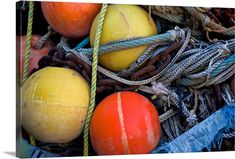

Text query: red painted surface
(17, 35), (54, 81)
(41, 2), (101, 38)
(90, 91), (161, 155)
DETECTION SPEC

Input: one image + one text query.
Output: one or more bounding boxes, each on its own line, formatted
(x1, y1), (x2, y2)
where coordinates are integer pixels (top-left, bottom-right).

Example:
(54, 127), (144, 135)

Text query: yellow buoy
(90, 4), (157, 72)
(21, 67), (90, 143)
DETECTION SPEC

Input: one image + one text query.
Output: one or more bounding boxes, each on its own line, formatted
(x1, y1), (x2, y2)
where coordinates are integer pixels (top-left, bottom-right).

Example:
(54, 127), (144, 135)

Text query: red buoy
(90, 91), (161, 155)
(41, 2), (101, 38)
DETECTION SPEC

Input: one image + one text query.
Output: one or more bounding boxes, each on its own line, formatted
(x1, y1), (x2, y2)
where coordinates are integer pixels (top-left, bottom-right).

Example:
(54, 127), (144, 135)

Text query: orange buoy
(90, 91), (161, 155)
(41, 2), (101, 38)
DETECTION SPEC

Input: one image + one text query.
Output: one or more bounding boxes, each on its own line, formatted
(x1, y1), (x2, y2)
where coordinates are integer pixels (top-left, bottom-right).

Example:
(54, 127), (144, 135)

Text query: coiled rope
(62, 27), (190, 86)
(146, 6), (235, 39)
(34, 26), (56, 49)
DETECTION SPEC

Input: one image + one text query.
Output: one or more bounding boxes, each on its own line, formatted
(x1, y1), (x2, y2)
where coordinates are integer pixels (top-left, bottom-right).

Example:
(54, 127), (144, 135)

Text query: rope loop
(34, 26), (56, 49)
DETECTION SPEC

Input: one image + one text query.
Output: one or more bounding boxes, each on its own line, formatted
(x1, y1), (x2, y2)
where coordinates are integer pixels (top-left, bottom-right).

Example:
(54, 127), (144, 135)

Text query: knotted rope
(34, 26), (56, 49)
(151, 82), (198, 127)
(62, 27), (190, 86)
(146, 6), (235, 39)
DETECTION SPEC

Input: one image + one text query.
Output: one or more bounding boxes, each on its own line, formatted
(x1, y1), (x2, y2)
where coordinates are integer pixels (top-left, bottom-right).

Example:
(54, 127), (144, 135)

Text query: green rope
(211, 54), (235, 78)
(22, 1), (36, 146)
(83, 3), (108, 156)
(23, 1), (34, 82)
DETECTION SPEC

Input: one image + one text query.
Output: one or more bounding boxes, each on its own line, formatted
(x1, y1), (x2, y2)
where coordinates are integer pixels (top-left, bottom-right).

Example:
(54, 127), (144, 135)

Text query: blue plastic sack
(152, 104), (235, 153)
(20, 137), (58, 158)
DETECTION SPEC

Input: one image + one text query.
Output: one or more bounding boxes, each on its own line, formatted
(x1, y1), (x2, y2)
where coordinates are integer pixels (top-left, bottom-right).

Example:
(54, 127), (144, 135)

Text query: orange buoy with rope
(90, 91), (161, 155)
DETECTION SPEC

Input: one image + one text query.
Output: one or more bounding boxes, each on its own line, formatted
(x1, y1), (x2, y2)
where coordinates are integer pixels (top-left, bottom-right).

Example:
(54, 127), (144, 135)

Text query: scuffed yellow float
(21, 67), (90, 143)
(90, 4), (157, 72)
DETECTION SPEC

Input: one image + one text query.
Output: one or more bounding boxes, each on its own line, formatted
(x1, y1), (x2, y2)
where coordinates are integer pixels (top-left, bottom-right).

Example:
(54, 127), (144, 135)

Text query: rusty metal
(66, 53), (91, 76)
(148, 40), (183, 66)
(130, 65), (156, 80)
(149, 55), (172, 77)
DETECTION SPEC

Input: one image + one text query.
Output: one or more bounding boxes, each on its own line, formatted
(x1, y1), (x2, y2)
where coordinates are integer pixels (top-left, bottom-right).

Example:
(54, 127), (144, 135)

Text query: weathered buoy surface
(90, 4), (157, 72)
(90, 91), (161, 155)
(22, 67), (90, 143)
(41, 2), (101, 38)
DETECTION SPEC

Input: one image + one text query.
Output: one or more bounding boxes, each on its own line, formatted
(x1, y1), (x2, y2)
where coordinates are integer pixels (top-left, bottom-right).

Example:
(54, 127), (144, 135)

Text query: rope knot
(218, 42), (231, 55)
(151, 82), (170, 96)
(34, 26), (56, 49)
(186, 110), (198, 127)
(221, 85), (235, 105)
(167, 26), (185, 41)
(202, 15), (211, 28)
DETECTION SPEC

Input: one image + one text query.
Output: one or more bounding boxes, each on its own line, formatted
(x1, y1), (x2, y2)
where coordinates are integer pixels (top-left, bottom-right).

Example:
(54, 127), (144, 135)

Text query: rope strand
(23, 1), (36, 147)
(83, 4), (108, 156)
(23, 1), (34, 82)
